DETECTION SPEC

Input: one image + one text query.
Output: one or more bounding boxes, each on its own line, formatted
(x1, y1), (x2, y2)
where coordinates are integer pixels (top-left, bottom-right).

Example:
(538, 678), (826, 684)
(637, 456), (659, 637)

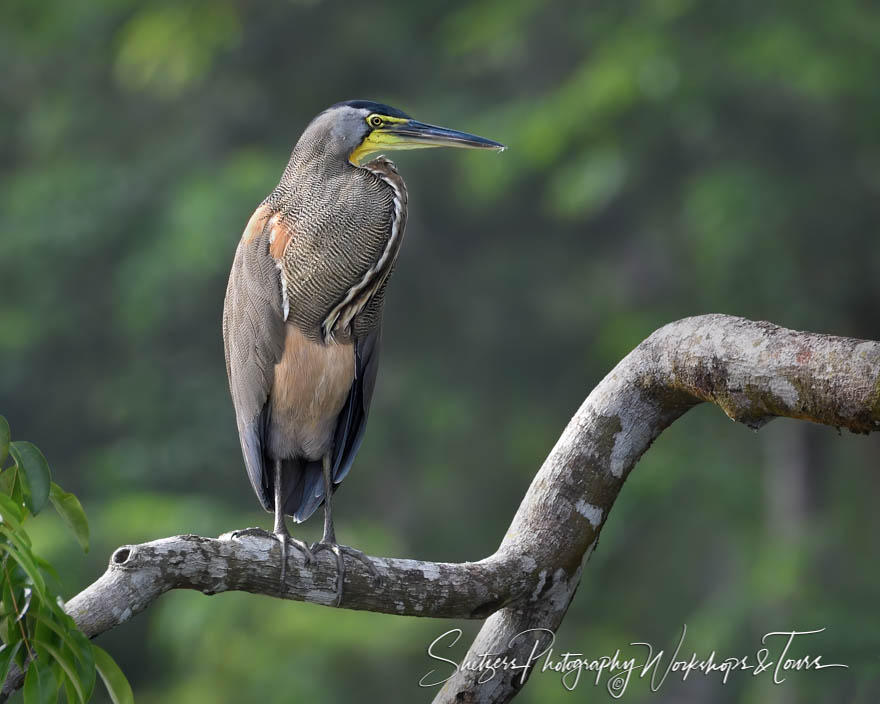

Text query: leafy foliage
(0, 417), (130, 703)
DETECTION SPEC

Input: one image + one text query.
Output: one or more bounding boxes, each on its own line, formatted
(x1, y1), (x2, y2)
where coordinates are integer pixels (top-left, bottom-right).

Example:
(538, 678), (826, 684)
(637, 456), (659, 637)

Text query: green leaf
(63, 675), (78, 704)
(49, 483), (89, 552)
(34, 638), (86, 703)
(66, 622), (96, 700)
(33, 609), (79, 655)
(9, 469), (25, 514)
(10, 442), (51, 515)
(0, 573), (26, 642)
(0, 492), (25, 532)
(0, 467), (14, 496)
(0, 640), (23, 687)
(61, 615), (96, 699)
(0, 416), (9, 465)
(0, 538), (47, 599)
(23, 657), (56, 704)
(92, 645), (134, 704)
(12, 585), (33, 624)
(33, 608), (96, 698)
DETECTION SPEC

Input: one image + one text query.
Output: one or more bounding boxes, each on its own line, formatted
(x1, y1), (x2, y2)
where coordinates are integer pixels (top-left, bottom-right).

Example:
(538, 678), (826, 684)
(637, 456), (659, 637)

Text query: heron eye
(369, 115), (383, 128)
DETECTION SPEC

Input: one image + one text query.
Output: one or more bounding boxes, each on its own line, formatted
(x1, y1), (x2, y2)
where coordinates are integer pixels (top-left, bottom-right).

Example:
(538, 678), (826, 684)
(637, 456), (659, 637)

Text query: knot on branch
(111, 546), (134, 567)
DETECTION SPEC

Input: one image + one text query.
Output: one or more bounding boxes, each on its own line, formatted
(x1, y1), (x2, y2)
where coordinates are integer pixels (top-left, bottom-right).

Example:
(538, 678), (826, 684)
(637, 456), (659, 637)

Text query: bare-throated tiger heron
(222, 100), (504, 603)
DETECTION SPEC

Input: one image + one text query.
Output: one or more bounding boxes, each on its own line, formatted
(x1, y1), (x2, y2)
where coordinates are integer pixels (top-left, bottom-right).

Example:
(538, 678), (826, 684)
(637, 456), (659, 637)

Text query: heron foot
(230, 526), (275, 541)
(231, 527), (314, 586)
(311, 541), (382, 606)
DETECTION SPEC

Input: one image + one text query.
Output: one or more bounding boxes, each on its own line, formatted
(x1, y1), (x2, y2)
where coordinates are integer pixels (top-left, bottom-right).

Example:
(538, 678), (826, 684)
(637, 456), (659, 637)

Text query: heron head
(301, 100), (505, 166)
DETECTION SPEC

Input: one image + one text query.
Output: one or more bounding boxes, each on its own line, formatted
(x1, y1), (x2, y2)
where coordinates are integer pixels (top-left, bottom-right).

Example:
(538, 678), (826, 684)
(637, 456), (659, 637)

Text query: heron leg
(311, 455), (381, 606)
(272, 460), (314, 585)
(231, 461), (313, 587)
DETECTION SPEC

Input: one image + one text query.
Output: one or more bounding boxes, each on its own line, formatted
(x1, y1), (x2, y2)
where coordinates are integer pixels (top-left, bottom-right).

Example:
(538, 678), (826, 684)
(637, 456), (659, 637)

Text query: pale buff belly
(267, 325), (355, 461)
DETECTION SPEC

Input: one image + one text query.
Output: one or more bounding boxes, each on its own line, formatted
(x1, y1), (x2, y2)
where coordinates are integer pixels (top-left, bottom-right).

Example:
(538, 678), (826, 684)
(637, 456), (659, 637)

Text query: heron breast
(268, 324), (355, 460)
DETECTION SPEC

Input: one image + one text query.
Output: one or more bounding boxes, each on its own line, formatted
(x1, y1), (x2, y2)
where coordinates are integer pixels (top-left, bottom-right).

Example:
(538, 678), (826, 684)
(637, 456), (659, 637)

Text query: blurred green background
(2, 0), (879, 701)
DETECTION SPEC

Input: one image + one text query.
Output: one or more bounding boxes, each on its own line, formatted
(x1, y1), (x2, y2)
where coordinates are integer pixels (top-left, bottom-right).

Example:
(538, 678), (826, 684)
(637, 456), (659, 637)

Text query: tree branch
(3, 314), (878, 702)
(434, 314), (879, 701)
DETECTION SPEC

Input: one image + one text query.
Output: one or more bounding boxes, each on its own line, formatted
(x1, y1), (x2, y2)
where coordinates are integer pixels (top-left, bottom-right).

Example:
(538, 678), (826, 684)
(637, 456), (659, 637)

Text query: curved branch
(435, 314), (880, 702)
(3, 314), (878, 703)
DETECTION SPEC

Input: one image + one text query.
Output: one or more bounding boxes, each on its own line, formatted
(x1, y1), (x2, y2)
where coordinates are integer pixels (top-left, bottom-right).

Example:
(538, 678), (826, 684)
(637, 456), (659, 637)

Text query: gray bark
(3, 314), (879, 702)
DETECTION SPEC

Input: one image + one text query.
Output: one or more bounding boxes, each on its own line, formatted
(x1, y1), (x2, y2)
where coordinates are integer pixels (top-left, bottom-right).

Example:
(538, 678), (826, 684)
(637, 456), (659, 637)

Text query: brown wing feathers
(223, 207), (286, 509)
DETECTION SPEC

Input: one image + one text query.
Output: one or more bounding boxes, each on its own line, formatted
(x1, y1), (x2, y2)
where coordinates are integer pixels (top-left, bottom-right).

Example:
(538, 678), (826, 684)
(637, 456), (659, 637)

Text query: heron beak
(350, 119), (505, 165)
(380, 120), (506, 151)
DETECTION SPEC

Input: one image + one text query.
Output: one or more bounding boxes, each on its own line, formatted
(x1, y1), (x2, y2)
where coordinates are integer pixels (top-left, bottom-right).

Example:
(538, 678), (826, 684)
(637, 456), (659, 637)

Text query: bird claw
(230, 526), (275, 540)
(311, 541), (383, 605)
(286, 536), (314, 566)
(276, 533), (314, 586)
(312, 541), (345, 605)
(230, 527), (313, 588)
